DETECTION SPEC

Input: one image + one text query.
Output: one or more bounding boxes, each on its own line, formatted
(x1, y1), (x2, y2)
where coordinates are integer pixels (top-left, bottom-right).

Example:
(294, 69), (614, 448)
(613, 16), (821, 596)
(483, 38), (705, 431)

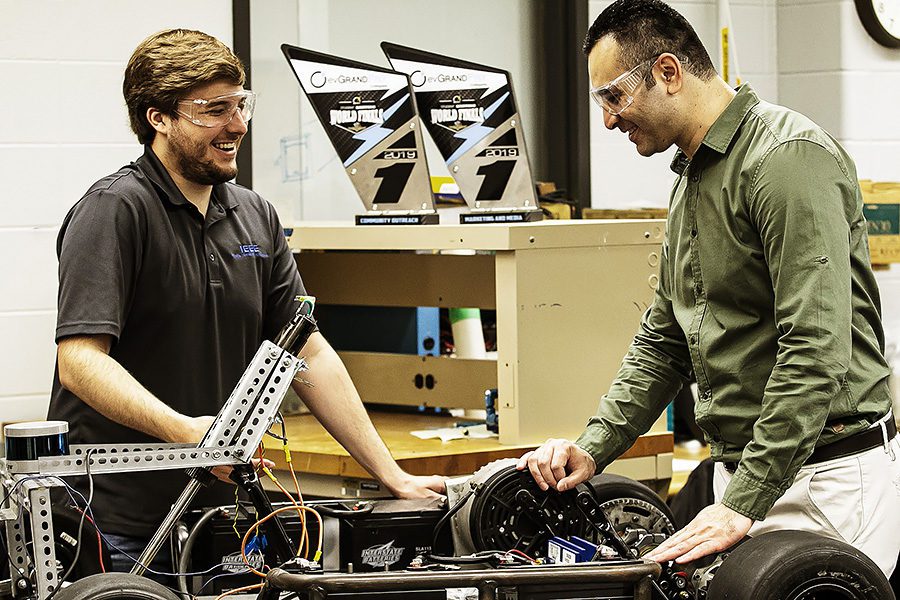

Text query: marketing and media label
(383, 42), (538, 214)
(282, 45), (436, 220)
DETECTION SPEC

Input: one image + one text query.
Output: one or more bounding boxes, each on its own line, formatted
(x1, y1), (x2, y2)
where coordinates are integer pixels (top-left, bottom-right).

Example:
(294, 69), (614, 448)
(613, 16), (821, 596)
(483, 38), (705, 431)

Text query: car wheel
(707, 530), (895, 600)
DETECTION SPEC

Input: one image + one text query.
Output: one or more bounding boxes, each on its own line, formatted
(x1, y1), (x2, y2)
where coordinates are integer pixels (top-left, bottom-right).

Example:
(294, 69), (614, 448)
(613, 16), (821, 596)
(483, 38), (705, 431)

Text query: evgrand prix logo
(310, 71), (369, 88)
(361, 541), (404, 568)
(330, 96), (385, 134)
(431, 95), (484, 133)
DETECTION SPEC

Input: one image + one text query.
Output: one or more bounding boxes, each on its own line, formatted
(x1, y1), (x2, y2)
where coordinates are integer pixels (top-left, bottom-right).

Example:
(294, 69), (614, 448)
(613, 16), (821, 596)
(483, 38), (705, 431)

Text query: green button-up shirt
(576, 85), (892, 521)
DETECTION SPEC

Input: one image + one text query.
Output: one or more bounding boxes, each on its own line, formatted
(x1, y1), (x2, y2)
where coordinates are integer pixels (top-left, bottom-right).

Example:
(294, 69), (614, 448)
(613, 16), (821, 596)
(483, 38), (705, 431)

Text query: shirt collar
(135, 145), (239, 210)
(669, 83), (760, 174)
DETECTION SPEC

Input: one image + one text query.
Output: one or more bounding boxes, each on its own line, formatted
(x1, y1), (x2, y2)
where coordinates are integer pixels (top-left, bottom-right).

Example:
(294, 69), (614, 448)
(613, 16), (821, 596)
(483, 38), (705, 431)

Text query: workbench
(264, 411), (673, 498)
(276, 219), (673, 498)
(287, 220), (667, 443)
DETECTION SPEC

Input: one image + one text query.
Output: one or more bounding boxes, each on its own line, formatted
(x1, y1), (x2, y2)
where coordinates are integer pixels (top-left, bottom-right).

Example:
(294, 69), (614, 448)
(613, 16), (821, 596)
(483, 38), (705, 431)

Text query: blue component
(569, 536), (600, 561)
(416, 307), (440, 356)
(547, 536), (597, 563)
(245, 534), (268, 555)
(484, 389), (499, 433)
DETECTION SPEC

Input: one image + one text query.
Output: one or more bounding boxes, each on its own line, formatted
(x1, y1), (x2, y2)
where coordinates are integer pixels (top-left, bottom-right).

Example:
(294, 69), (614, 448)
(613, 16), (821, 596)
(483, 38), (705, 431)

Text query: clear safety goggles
(175, 90), (257, 128)
(589, 58), (658, 116)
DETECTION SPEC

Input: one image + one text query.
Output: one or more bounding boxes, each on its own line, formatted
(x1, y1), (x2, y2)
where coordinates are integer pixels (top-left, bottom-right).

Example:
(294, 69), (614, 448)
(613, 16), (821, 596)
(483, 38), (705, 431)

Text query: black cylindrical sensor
(4, 421), (69, 461)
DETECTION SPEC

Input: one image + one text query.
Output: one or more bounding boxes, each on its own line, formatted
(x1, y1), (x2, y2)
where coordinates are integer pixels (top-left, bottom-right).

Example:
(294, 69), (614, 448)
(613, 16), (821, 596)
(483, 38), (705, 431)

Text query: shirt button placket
(206, 245), (221, 282)
(687, 167), (711, 400)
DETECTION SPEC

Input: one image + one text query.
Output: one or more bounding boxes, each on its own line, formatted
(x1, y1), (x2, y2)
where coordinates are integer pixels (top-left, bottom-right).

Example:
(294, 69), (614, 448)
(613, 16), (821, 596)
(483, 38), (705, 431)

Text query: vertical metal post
(29, 487), (58, 599)
(5, 513), (30, 597)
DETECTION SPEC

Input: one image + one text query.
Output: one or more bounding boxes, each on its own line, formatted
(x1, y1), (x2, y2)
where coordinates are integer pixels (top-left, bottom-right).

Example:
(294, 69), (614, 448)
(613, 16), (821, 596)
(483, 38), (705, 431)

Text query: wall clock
(854, 0), (900, 48)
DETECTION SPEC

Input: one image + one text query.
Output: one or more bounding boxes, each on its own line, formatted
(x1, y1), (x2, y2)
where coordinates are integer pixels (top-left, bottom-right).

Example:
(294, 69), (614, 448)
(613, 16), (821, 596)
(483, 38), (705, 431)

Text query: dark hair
(123, 29), (245, 144)
(584, 0), (716, 82)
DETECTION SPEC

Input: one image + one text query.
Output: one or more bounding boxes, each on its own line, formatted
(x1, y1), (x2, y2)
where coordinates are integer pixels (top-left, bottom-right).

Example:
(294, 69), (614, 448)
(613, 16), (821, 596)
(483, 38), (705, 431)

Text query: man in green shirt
(519, 0), (900, 575)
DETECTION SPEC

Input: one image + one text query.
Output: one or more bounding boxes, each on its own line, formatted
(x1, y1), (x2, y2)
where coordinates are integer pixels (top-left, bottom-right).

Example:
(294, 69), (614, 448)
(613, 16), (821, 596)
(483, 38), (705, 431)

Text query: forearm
(294, 333), (406, 490)
(57, 336), (193, 443)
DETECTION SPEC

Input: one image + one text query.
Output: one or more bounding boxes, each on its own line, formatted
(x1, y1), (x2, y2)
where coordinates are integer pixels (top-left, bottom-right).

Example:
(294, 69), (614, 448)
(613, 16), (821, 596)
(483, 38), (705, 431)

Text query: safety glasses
(175, 90), (257, 128)
(589, 58), (657, 116)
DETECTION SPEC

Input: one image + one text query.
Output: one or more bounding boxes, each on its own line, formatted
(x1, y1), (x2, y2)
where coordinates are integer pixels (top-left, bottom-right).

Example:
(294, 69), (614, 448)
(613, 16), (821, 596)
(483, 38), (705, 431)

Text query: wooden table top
(263, 411), (674, 480)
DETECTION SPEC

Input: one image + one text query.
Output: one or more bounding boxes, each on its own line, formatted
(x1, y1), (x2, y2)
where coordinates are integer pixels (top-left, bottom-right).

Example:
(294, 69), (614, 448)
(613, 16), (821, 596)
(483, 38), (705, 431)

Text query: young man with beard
(518, 0), (900, 577)
(49, 29), (444, 574)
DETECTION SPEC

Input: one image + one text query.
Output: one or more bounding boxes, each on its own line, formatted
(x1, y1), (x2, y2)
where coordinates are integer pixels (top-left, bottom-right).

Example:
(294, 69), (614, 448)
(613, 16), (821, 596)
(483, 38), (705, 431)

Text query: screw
(269, 348), (280, 359)
(410, 122), (415, 129)
(282, 358), (292, 367)
(350, 168), (357, 175)
(511, 120), (517, 127)
(16, 579), (27, 590)
(452, 165), (459, 173)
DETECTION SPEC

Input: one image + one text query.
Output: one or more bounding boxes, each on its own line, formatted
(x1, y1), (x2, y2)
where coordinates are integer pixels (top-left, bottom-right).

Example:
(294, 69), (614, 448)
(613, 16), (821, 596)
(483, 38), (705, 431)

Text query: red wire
(507, 548), (536, 563)
(75, 508), (106, 573)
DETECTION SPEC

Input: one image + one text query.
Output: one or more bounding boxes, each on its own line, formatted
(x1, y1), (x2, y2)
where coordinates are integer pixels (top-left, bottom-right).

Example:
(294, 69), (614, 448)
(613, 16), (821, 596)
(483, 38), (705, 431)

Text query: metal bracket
(0, 335), (310, 599)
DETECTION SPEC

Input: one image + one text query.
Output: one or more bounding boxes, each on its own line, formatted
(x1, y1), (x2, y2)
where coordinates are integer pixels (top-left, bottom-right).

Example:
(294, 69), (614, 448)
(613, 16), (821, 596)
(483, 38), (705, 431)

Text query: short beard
(169, 119), (238, 185)
(175, 151), (237, 186)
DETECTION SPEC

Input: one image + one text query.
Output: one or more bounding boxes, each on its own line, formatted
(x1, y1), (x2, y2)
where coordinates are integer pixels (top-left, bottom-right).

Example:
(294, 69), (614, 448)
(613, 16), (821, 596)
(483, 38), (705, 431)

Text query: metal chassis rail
(261, 562), (662, 600)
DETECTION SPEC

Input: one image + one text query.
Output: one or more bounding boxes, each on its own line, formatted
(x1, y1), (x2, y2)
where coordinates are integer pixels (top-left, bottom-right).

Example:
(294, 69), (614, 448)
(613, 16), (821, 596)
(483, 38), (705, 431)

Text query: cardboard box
(861, 180), (900, 265)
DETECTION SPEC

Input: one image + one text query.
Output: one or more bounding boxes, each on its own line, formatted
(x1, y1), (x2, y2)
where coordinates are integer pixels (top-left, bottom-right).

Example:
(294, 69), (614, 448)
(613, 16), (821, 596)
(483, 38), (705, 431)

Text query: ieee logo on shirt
(232, 243), (269, 259)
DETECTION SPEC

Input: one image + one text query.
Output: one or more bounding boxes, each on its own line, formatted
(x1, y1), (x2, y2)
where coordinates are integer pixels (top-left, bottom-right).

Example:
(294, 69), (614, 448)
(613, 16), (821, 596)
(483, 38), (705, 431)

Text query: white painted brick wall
(0, 1), (233, 425)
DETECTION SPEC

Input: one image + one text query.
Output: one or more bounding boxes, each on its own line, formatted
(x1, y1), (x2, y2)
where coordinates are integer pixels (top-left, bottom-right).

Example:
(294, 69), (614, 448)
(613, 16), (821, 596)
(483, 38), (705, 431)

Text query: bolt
(452, 165), (459, 173)
(16, 579), (27, 590)
(269, 348), (280, 359)
(350, 168), (357, 175)
(511, 120), (517, 127)
(282, 358), (292, 368)
(410, 122), (415, 129)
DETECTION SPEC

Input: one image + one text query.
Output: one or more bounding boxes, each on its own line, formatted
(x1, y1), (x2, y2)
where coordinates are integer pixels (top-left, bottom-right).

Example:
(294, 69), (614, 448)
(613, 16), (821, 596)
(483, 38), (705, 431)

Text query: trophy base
(355, 213), (440, 225)
(460, 209), (544, 224)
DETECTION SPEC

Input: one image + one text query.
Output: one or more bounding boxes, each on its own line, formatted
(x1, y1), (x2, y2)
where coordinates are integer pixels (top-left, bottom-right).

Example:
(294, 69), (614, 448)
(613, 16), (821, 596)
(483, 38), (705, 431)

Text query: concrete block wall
(0, 1), (233, 425)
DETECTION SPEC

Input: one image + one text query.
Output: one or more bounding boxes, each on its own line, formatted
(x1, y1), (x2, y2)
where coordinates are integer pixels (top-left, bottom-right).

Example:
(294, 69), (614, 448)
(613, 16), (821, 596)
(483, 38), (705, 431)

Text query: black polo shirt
(48, 146), (306, 536)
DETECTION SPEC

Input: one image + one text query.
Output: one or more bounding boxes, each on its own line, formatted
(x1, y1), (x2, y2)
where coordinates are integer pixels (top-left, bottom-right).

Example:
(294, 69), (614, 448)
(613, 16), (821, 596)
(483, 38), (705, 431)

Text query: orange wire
(256, 445), (266, 473)
(266, 474), (308, 558)
(240, 505), (323, 578)
(286, 458), (310, 558)
(214, 582), (264, 599)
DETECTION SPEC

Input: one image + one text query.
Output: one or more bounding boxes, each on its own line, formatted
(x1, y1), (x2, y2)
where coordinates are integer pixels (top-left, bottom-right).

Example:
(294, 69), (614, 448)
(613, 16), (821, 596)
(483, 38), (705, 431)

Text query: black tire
(707, 530), (895, 600)
(54, 573), (181, 600)
(586, 473), (676, 556)
(588, 473), (673, 515)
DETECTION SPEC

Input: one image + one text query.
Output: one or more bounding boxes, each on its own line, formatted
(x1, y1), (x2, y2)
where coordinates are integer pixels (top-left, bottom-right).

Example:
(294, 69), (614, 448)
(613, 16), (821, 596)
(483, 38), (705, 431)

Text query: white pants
(713, 434), (900, 577)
